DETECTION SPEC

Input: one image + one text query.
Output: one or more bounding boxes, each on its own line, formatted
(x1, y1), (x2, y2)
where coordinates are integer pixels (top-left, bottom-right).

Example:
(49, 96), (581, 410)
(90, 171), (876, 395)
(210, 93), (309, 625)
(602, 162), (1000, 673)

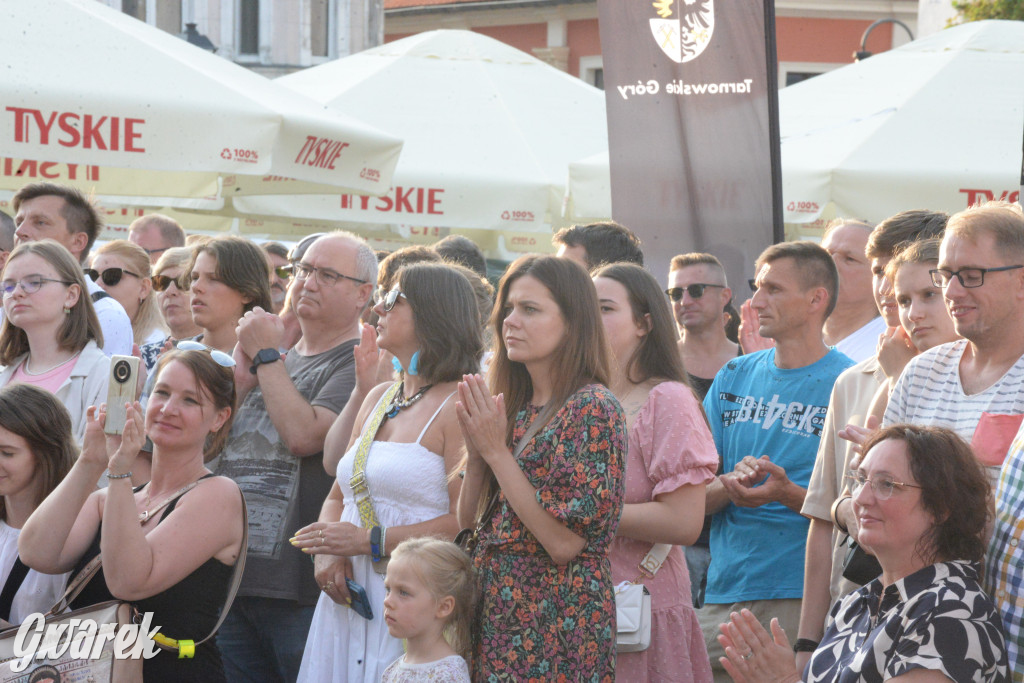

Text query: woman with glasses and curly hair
(717, 424), (1007, 683)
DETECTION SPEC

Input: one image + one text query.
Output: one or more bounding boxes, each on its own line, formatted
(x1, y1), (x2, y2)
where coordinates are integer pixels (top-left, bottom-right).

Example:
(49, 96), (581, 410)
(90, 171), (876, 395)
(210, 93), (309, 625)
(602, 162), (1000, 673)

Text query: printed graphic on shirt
(716, 392), (827, 437)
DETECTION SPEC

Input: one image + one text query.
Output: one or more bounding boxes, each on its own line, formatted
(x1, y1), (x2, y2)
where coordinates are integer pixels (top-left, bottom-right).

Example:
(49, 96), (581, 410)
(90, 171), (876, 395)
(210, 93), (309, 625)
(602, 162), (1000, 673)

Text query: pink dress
(610, 382), (717, 683)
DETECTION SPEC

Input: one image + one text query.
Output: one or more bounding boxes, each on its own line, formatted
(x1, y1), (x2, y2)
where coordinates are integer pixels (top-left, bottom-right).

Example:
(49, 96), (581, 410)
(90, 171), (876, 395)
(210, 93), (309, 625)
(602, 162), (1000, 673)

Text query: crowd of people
(0, 179), (1020, 683)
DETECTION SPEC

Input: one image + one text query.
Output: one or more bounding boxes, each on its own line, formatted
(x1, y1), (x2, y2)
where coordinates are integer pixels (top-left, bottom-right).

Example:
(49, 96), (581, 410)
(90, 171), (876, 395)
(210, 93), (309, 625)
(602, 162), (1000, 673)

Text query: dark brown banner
(596, 0), (783, 290)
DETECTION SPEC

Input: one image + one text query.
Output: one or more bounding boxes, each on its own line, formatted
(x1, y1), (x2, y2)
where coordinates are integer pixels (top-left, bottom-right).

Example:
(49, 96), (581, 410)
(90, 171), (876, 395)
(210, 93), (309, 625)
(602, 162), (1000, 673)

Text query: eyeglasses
(845, 469), (922, 501)
(142, 246), (170, 257)
(374, 288), (407, 312)
(1, 276), (73, 297)
(151, 274), (189, 292)
(273, 265), (292, 280)
(665, 284), (725, 302)
(84, 267), (141, 287)
(929, 265), (1024, 289)
(748, 278), (758, 292)
(175, 340), (236, 367)
(292, 262), (367, 287)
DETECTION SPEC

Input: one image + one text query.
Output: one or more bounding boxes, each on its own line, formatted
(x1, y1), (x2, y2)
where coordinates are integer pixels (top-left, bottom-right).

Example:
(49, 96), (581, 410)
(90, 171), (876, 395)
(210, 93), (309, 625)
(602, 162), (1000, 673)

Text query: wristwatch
(370, 526), (383, 563)
(249, 348), (282, 374)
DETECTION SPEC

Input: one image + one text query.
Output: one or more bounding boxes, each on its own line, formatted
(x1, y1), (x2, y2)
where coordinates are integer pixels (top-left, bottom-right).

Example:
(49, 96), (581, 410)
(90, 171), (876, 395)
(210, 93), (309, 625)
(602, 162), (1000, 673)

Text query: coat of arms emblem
(650, 0), (715, 63)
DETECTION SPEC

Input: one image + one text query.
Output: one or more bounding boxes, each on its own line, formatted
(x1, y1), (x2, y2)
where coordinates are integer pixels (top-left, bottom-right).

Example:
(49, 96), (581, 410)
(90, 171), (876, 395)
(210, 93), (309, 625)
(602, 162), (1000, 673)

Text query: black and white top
(805, 561), (1009, 683)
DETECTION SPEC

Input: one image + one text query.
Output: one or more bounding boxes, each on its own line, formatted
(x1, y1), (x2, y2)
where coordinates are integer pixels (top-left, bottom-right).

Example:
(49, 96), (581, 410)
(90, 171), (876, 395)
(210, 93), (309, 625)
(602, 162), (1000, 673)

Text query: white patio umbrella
(232, 29), (608, 252)
(780, 19), (1023, 226)
(0, 0), (402, 206)
(566, 20), (1024, 230)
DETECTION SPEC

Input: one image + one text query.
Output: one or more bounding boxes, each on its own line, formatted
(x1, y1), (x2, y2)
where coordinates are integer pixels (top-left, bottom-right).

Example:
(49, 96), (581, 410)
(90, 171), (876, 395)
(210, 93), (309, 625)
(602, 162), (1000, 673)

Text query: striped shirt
(884, 339), (1024, 454)
(987, 431), (1024, 682)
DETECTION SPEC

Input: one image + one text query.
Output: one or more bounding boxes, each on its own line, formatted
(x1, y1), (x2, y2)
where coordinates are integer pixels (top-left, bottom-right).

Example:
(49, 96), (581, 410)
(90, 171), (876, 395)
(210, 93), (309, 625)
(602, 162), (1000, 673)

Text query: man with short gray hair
(214, 231), (377, 682)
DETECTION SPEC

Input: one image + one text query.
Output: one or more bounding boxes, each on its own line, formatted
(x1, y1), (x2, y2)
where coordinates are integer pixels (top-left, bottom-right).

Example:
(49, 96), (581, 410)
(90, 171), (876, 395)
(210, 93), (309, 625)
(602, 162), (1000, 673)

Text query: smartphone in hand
(104, 356), (140, 435)
(345, 578), (373, 620)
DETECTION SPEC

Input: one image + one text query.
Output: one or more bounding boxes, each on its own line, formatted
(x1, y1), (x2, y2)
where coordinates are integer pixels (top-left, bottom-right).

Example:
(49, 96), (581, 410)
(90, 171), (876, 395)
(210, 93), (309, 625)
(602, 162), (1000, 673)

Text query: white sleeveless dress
(297, 392), (454, 683)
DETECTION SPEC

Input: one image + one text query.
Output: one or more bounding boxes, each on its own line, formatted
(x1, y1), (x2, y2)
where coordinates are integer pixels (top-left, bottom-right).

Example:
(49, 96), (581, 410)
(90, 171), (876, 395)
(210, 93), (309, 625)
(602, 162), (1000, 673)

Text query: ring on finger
(741, 651), (754, 661)
(318, 529), (324, 539)
(319, 537), (324, 546)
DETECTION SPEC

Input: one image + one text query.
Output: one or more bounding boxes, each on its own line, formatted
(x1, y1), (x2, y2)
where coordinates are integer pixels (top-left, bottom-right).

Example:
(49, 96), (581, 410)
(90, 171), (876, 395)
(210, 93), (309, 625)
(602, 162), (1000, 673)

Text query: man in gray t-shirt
(214, 232), (377, 682)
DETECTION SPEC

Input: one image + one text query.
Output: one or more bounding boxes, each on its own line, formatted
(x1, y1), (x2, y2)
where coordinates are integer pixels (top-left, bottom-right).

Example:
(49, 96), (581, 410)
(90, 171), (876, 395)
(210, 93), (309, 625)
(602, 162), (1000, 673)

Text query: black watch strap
(249, 348), (282, 374)
(793, 637), (819, 653)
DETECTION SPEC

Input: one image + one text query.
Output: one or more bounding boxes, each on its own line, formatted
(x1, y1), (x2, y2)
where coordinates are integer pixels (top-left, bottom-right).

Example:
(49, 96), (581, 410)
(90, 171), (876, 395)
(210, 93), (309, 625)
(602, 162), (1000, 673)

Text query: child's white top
(380, 655), (470, 683)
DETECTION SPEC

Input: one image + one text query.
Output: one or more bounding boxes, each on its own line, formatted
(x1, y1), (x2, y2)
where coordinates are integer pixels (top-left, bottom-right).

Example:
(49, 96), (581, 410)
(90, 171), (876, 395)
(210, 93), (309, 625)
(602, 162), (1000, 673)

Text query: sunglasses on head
(665, 283), (725, 301)
(175, 340), (236, 367)
(151, 274), (189, 292)
(84, 267), (141, 287)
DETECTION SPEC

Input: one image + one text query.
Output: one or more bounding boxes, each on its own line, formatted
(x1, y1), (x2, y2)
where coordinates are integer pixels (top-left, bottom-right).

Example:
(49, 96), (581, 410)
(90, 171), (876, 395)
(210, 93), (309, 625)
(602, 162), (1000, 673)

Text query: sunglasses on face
(665, 283), (725, 301)
(84, 267), (141, 287)
(151, 274), (189, 292)
(175, 340), (236, 367)
(273, 265), (292, 280)
(374, 288), (407, 312)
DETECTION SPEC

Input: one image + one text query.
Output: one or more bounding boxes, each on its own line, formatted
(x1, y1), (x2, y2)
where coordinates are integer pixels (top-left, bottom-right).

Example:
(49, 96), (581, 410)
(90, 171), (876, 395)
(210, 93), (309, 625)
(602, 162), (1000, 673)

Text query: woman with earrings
(19, 346), (246, 682)
(89, 240), (167, 361)
(456, 255), (626, 682)
(0, 240), (109, 443)
(594, 263), (717, 682)
(292, 262), (482, 682)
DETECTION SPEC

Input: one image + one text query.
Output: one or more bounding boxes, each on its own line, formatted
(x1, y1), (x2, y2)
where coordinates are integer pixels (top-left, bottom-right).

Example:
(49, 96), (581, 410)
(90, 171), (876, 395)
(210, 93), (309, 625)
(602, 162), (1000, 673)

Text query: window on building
(156, 0), (182, 33)
(579, 56), (604, 90)
(239, 0), (260, 56)
(312, 0), (331, 58)
(785, 71), (821, 86)
(122, 0), (145, 21)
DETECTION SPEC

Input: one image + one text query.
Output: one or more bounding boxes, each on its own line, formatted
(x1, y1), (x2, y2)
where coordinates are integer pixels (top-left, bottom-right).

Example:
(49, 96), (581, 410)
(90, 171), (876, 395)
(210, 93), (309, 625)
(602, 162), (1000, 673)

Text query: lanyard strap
(350, 382), (403, 568)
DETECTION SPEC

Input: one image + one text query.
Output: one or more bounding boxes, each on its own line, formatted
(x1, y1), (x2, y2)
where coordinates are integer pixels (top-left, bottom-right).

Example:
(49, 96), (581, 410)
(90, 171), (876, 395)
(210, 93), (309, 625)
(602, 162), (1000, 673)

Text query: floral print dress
(471, 384), (626, 682)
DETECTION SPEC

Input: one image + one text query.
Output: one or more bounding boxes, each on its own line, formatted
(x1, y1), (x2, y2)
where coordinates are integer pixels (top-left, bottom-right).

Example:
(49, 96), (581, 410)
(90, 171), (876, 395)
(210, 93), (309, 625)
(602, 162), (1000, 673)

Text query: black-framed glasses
(748, 278), (758, 292)
(273, 265), (292, 280)
(142, 246), (170, 257)
(1, 276), (73, 297)
(375, 288), (407, 312)
(292, 262), (367, 287)
(151, 274), (189, 292)
(845, 469), (922, 501)
(84, 267), (141, 287)
(665, 284), (725, 302)
(929, 265), (1024, 289)
(175, 340), (236, 368)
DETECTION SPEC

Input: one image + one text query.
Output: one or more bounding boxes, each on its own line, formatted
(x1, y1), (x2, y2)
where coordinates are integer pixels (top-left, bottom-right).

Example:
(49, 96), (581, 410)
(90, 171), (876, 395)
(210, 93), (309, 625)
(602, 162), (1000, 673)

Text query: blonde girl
(90, 240), (166, 350)
(380, 538), (475, 683)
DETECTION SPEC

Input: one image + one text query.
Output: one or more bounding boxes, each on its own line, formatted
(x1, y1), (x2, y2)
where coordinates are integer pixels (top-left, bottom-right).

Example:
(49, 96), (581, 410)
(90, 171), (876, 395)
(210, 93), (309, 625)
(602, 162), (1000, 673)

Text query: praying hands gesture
(456, 374), (508, 465)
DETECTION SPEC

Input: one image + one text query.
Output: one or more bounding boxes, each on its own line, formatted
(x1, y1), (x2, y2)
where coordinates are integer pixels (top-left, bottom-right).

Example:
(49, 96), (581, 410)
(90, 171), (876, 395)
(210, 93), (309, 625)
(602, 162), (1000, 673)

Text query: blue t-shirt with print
(703, 347), (854, 603)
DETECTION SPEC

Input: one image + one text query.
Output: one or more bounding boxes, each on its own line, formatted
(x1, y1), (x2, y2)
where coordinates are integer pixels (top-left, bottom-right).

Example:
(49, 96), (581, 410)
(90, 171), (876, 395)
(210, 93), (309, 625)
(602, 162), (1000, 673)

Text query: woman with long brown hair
(456, 255), (626, 681)
(593, 263), (717, 682)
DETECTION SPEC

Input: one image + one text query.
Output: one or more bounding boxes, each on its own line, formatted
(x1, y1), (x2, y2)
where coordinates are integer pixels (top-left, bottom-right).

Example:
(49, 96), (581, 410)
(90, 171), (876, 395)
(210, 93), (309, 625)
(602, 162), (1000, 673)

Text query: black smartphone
(346, 578), (373, 620)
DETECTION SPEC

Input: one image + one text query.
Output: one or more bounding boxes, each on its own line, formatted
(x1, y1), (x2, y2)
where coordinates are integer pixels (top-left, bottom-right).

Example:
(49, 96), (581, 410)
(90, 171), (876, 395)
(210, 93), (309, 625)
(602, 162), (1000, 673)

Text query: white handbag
(615, 543), (671, 653)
